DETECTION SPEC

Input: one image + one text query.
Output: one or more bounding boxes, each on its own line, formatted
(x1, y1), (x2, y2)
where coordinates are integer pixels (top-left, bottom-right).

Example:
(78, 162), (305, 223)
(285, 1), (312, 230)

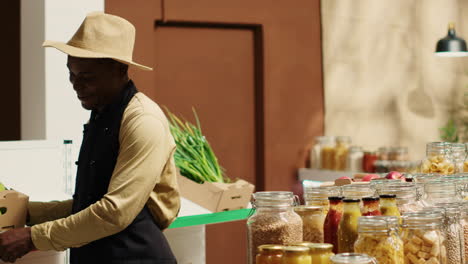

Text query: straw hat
(43, 11), (152, 71)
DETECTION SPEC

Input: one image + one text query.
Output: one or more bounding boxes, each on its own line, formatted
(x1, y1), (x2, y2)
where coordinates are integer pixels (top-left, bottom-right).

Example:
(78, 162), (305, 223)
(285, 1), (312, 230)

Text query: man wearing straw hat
(0, 12), (180, 263)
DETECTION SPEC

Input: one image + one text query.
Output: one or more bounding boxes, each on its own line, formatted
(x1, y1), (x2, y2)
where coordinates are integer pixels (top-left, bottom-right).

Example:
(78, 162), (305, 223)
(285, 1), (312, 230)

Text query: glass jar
(347, 146), (364, 172)
(281, 246), (312, 264)
(374, 160), (390, 173)
(445, 174), (468, 200)
(341, 184), (375, 200)
(413, 173), (442, 183)
(460, 203), (468, 263)
(247, 192), (303, 264)
(422, 181), (461, 207)
(361, 197), (381, 216)
(450, 143), (466, 174)
(303, 186), (341, 215)
(321, 136), (336, 170)
(256, 245), (284, 264)
(401, 211), (446, 264)
(337, 198), (362, 253)
(363, 152), (378, 173)
(324, 196), (344, 254)
(354, 216), (404, 264)
(291, 242), (335, 264)
(311, 136), (327, 169)
(378, 147), (391, 161)
(431, 204), (464, 264)
(294, 205), (325, 243)
(389, 147), (409, 161)
(330, 253), (376, 264)
(389, 160), (410, 173)
(379, 194), (401, 222)
(335, 136), (351, 171)
(377, 183), (423, 214)
(421, 142), (454, 175)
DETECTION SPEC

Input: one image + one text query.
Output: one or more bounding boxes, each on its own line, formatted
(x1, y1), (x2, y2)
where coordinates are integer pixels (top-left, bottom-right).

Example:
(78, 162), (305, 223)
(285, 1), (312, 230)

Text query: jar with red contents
(362, 151), (378, 173)
(324, 196), (344, 253)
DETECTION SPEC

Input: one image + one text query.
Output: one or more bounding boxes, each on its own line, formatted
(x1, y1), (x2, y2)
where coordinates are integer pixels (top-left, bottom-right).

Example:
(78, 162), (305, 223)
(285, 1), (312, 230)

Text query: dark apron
(70, 81), (177, 264)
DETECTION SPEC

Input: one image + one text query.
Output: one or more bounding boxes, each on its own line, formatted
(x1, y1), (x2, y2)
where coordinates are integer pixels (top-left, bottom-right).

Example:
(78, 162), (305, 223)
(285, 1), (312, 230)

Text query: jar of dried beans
(431, 204), (464, 264)
(247, 191), (303, 264)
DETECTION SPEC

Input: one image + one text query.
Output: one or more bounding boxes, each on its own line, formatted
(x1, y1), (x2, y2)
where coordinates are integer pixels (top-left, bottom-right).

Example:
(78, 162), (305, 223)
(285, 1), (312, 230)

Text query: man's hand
(0, 227), (36, 263)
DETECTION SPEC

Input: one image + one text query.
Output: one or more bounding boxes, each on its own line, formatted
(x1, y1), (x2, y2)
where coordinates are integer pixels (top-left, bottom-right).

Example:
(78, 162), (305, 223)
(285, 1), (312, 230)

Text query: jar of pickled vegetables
(335, 136), (351, 171)
(321, 136), (336, 170)
(450, 143), (466, 174)
(337, 198), (362, 253)
(330, 253), (376, 264)
(324, 196), (344, 253)
(421, 142), (454, 174)
(354, 216), (404, 264)
(281, 246), (312, 264)
(401, 211), (446, 264)
(256, 245), (284, 264)
(247, 192), (303, 264)
(379, 194), (401, 221)
(361, 197), (381, 216)
(294, 205), (325, 243)
(303, 186), (341, 215)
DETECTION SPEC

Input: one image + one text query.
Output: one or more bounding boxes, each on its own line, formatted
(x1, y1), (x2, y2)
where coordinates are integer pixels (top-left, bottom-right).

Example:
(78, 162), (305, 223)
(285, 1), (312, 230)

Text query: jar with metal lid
(334, 136), (351, 171)
(281, 246), (312, 264)
(256, 245), (284, 264)
(431, 203), (464, 264)
(422, 181), (461, 207)
(389, 147), (409, 161)
(247, 192), (303, 264)
(421, 142), (454, 174)
(401, 211), (446, 264)
(324, 196), (344, 253)
(354, 216), (404, 264)
(330, 253), (376, 264)
(413, 173), (442, 183)
(377, 183), (423, 214)
(363, 152), (378, 173)
(291, 242), (335, 264)
(449, 143), (466, 174)
(341, 184), (374, 200)
(294, 205), (325, 243)
(321, 136), (336, 170)
(337, 198), (362, 253)
(347, 146), (364, 172)
(303, 186), (341, 215)
(445, 174), (468, 200)
(311, 136), (328, 169)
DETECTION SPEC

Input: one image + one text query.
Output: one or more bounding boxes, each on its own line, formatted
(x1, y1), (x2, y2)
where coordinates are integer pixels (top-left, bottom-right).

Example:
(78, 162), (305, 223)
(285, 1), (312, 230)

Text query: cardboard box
(177, 174), (255, 212)
(0, 190), (29, 230)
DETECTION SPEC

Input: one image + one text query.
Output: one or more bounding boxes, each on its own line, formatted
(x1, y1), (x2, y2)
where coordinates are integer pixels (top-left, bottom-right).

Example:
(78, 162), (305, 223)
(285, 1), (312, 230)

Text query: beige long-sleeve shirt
(28, 92), (181, 251)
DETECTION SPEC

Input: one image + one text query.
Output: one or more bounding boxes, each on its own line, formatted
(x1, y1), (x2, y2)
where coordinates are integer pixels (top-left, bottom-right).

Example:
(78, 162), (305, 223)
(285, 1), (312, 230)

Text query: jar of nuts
(247, 191), (303, 264)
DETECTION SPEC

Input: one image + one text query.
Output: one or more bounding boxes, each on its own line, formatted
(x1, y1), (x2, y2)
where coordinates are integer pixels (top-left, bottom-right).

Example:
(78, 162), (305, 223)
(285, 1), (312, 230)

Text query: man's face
(67, 56), (123, 111)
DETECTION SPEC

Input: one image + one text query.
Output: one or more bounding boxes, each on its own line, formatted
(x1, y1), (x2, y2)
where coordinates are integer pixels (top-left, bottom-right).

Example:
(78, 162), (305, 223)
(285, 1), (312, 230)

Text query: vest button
(89, 160), (96, 166)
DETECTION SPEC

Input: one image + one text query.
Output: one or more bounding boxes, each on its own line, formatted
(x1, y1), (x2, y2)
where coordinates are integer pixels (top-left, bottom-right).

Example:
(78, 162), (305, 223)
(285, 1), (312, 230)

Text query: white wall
(21, 0), (104, 145)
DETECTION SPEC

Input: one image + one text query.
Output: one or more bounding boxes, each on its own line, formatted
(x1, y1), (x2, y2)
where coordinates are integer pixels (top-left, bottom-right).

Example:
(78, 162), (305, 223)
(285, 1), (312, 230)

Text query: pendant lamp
(435, 22), (468, 57)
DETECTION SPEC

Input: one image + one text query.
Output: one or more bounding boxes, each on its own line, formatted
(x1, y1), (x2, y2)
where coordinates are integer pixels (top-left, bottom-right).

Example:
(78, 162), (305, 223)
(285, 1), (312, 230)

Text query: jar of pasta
(294, 205), (325, 243)
(354, 216), (404, 264)
(303, 186), (341, 215)
(334, 136), (351, 171)
(330, 253), (376, 264)
(422, 181), (461, 207)
(256, 245), (284, 264)
(337, 198), (362, 253)
(321, 137), (336, 170)
(450, 143), (466, 174)
(281, 246), (312, 264)
(421, 142), (454, 174)
(311, 136), (328, 169)
(401, 211), (446, 264)
(247, 192), (303, 264)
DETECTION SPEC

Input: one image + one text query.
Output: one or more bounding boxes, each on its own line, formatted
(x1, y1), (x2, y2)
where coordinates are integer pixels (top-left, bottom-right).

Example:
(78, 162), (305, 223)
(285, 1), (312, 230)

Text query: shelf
(168, 208), (251, 229)
(298, 168), (358, 182)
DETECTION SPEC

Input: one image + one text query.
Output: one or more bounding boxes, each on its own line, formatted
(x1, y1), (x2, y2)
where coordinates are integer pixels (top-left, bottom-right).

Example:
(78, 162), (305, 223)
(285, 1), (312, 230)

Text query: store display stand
(298, 168), (355, 182)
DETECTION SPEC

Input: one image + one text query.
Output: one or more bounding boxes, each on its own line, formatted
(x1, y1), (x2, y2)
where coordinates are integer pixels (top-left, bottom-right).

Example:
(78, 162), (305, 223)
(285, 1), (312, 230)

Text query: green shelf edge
(168, 208), (251, 229)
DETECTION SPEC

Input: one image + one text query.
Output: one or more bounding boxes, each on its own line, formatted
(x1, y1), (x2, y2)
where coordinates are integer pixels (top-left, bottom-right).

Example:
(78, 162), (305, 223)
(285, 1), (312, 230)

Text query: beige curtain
(321, 0), (468, 160)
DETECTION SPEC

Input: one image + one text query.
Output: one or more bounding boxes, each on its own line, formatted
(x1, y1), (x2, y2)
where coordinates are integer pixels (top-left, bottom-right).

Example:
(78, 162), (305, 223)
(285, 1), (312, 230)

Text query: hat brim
(43, 40), (153, 71)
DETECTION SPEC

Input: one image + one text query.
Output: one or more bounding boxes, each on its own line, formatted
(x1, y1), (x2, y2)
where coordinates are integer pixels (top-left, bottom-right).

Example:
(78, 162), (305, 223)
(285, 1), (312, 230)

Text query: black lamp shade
(435, 23), (468, 57)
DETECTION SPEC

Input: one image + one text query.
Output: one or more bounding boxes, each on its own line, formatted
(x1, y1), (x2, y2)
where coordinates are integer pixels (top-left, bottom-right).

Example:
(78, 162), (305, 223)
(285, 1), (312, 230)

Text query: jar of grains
(334, 136), (352, 171)
(401, 211), (446, 264)
(256, 245), (284, 264)
(347, 146), (364, 172)
(421, 142), (454, 175)
(460, 203), (468, 263)
(449, 143), (466, 174)
(330, 253), (377, 264)
(354, 216), (404, 264)
(281, 246), (311, 264)
(321, 136), (336, 170)
(431, 204), (464, 264)
(247, 192), (303, 264)
(294, 205), (325, 243)
(303, 186), (341, 215)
